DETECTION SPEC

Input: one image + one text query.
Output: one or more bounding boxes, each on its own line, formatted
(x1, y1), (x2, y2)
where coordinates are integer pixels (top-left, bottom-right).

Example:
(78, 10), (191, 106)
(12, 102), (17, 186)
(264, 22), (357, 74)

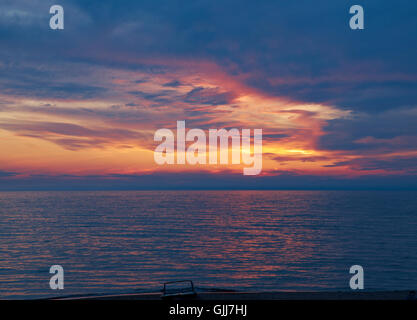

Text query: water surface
(0, 190), (416, 299)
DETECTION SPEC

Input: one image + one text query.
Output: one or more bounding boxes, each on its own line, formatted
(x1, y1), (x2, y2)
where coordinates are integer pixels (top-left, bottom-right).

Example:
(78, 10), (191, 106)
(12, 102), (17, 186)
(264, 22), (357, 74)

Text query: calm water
(0, 190), (416, 299)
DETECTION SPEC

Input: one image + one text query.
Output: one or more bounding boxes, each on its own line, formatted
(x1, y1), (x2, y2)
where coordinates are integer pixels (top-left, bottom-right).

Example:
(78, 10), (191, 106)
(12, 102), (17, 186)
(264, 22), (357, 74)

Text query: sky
(0, 0), (417, 190)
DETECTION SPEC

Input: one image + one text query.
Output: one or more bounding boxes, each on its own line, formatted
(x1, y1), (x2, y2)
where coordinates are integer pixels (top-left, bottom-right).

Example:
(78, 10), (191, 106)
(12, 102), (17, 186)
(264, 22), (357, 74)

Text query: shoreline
(56, 290), (417, 300)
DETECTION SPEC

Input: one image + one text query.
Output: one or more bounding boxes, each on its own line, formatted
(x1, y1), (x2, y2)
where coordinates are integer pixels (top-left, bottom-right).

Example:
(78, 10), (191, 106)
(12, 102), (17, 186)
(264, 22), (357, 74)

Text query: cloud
(272, 155), (331, 163)
(163, 80), (182, 87)
(2, 0), (416, 115)
(0, 120), (150, 150)
(319, 107), (417, 154)
(325, 156), (417, 174)
(0, 170), (17, 178)
(2, 171), (417, 191)
(184, 87), (236, 106)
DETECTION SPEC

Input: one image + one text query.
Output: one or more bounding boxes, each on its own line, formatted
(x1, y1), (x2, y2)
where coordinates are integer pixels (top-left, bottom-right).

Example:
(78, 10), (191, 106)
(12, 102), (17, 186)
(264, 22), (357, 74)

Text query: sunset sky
(1, 0), (417, 189)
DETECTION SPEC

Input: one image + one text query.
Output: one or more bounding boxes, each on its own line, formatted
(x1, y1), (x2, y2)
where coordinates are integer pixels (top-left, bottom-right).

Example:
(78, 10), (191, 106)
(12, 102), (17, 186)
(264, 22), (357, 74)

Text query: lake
(0, 190), (416, 299)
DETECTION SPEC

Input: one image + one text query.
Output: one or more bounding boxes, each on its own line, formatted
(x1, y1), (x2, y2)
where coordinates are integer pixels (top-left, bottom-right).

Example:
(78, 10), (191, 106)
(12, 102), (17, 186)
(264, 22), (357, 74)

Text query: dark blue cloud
(1, 171), (417, 191)
(319, 108), (417, 153)
(2, 0), (416, 112)
(0, 171), (17, 178)
(184, 87), (235, 106)
(163, 80), (182, 87)
(325, 156), (417, 173)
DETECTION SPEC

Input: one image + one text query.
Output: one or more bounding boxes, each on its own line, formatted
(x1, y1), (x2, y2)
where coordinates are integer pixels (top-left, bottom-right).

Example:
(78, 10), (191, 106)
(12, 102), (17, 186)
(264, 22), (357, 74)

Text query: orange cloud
(0, 57), (367, 177)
